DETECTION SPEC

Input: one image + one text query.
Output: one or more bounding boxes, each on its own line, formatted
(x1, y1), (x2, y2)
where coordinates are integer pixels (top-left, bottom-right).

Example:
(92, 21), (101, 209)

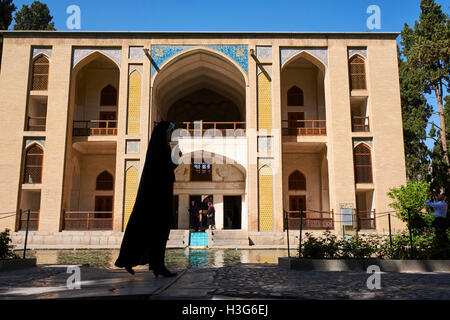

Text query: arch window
(288, 170), (306, 190)
(287, 86), (304, 106)
(96, 171), (114, 190)
(349, 55), (367, 90)
(100, 85), (117, 106)
(191, 159), (212, 181)
(23, 144), (44, 184)
(31, 55), (49, 91)
(353, 144), (373, 183)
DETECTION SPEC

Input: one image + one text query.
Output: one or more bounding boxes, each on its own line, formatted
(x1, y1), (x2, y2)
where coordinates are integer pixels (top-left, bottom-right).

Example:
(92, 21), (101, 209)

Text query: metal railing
(26, 116), (46, 131)
(352, 116), (370, 132)
(282, 120), (327, 136)
(155, 121), (246, 137)
(63, 211), (113, 230)
(284, 209), (334, 230)
(73, 120), (118, 136)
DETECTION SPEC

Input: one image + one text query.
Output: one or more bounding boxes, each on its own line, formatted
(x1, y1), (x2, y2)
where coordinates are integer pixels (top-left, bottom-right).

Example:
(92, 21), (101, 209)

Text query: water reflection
(20, 248), (296, 269)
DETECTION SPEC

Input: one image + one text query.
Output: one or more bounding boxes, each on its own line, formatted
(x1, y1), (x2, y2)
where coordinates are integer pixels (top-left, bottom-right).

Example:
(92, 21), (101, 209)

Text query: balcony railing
(352, 116), (370, 132)
(73, 120), (117, 136)
(282, 120), (327, 136)
(155, 121), (246, 137)
(18, 209), (40, 231)
(63, 211), (113, 230)
(26, 116), (46, 131)
(284, 209), (334, 230)
(356, 209), (376, 230)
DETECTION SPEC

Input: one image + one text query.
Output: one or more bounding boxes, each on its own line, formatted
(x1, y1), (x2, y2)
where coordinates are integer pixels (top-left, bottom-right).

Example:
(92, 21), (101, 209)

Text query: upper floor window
(23, 144), (44, 184)
(96, 171), (114, 190)
(288, 170), (306, 190)
(31, 56), (49, 91)
(191, 160), (212, 181)
(287, 86), (304, 106)
(353, 144), (373, 183)
(100, 85), (117, 106)
(349, 55), (367, 90)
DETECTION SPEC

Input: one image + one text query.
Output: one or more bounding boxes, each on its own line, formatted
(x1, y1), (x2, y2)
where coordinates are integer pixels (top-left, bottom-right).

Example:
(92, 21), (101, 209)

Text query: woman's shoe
(125, 266), (135, 275)
(153, 268), (177, 278)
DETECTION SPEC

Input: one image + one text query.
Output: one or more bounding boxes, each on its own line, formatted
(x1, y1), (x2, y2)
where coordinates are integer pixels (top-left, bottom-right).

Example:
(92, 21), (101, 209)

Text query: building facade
(0, 31), (407, 245)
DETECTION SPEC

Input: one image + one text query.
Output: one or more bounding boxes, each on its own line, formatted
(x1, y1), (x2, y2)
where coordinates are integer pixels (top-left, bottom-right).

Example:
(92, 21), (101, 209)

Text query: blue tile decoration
(151, 45), (248, 76)
(189, 232), (208, 246)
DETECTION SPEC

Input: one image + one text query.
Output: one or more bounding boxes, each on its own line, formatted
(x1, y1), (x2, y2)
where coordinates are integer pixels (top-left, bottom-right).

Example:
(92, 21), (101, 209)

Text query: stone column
(214, 194), (224, 230)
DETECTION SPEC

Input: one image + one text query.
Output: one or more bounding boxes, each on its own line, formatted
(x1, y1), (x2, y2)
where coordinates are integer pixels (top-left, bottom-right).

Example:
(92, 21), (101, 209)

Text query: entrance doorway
(288, 112), (305, 136)
(224, 196), (241, 229)
(189, 195), (212, 231)
(289, 195), (306, 215)
(95, 195), (113, 218)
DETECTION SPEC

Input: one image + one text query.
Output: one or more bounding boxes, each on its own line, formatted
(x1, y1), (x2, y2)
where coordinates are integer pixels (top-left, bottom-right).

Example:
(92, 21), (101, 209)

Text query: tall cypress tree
(398, 45), (431, 182)
(401, 0), (449, 168)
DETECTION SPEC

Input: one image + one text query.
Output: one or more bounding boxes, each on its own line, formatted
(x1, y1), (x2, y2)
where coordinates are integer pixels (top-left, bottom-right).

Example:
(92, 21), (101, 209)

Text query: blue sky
(10, 0), (435, 32)
(8, 0), (449, 149)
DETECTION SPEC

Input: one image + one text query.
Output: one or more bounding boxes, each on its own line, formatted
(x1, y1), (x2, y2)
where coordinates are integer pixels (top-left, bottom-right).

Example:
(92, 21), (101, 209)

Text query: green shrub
(0, 229), (19, 260)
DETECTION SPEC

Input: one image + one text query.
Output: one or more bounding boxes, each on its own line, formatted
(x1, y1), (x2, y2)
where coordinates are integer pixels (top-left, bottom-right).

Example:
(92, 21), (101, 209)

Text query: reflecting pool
(18, 248), (296, 269)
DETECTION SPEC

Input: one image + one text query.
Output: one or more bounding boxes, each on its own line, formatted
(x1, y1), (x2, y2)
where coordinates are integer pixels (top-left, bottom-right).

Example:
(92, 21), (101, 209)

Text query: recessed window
(287, 86), (304, 106)
(191, 160), (212, 181)
(31, 55), (49, 91)
(288, 170), (306, 190)
(100, 85), (117, 106)
(353, 144), (373, 183)
(349, 55), (367, 90)
(96, 171), (114, 190)
(23, 144), (44, 184)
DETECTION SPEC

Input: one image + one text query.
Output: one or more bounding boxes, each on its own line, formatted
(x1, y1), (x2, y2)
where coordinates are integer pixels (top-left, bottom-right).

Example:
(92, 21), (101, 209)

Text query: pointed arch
(287, 86), (304, 106)
(349, 54), (367, 90)
(23, 143), (44, 184)
(96, 170), (114, 190)
(31, 54), (49, 91)
(281, 50), (327, 74)
(353, 143), (373, 183)
(289, 170), (306, 190)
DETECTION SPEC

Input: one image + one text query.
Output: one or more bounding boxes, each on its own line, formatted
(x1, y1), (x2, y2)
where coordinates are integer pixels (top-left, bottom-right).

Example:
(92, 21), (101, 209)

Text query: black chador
(115, 121), (178, 277)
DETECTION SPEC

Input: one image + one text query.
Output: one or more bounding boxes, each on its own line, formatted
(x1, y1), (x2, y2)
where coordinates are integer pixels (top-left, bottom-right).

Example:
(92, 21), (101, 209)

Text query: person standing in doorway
(189, 200), (200, 232)
(207, 202), (216, 230)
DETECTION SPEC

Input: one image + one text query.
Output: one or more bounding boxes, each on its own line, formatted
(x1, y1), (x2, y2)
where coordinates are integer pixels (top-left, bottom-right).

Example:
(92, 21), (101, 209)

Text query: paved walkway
(0, 263), (449, 300)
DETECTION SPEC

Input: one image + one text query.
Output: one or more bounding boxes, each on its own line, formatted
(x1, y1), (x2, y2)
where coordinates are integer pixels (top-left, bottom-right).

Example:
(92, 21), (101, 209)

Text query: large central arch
(151, 47), (247, 123)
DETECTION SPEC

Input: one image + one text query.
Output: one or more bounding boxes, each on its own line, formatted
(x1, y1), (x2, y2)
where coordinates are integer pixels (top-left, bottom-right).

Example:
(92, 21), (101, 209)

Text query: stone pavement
(0, 263), (449, 300)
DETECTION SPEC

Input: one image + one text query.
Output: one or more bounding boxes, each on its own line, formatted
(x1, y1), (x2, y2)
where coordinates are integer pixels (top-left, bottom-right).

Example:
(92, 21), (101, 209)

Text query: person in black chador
(115, 121), (179, 277)
(189, 200), (200, 232)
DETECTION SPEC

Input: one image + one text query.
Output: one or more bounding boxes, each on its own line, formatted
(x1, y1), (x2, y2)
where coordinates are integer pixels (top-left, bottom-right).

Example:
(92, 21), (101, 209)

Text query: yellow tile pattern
(123, 161), (139, 229)
(258, 164), (273, 231)
(257, 65), (272, 130)
(127, 67), (141, 135)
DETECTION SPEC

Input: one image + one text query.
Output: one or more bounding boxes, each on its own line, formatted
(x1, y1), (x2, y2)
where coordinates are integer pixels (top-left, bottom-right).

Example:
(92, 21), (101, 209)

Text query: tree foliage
(0, 0), (17, 30)
(13, 1), (55, 31)
(387, 181), (434, 230)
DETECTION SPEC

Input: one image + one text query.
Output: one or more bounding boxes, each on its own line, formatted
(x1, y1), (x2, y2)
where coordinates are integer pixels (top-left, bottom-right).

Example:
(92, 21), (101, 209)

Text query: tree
(13, 1), (55, 31)
(0, 0), (17, 30)
(400, 0), (449, 167)
(387, 181), (434, 230)
(398, 45), (431, 181)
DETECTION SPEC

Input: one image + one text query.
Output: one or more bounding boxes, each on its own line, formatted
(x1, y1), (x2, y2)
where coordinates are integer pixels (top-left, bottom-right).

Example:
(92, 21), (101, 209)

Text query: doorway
(289, 195), (306, 215)
(288, 112), (305, 135)
(224, 196), (241, 229)
(95, 195), (113, 218)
